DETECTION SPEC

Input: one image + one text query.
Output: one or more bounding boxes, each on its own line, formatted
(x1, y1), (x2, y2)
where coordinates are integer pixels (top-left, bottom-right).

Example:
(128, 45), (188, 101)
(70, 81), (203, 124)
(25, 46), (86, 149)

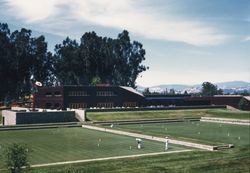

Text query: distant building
(34, 85), (145, 109)
(34, 86), (250, 110)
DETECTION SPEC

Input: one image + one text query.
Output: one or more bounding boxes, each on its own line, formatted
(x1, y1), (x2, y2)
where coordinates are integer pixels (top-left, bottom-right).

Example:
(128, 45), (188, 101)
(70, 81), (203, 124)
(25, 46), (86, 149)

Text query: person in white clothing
(136, 138), (143, 149)
(165, 136), (169, 151)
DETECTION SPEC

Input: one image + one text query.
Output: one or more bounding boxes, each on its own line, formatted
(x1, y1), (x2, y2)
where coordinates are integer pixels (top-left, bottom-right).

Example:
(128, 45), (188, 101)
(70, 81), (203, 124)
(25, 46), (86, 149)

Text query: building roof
(214, 95), (242, 97)
(120, 86), (144, 97)
(244, 96), (250, 101)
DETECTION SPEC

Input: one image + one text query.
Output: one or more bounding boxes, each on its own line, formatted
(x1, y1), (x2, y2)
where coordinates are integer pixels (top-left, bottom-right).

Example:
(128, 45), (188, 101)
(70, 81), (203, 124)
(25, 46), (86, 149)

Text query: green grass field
(1, 109), (249, 173)
(8, 147), (249, 173)
(0, 127), (187, 170)
(111, 121), (250, 146)
(87, 108), (250, 121)
(18, 121), (248, 173)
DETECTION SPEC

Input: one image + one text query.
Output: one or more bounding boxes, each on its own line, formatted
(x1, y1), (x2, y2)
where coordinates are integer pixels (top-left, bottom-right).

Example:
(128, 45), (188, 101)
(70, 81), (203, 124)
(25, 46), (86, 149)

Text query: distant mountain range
(137, 81), (250, 94)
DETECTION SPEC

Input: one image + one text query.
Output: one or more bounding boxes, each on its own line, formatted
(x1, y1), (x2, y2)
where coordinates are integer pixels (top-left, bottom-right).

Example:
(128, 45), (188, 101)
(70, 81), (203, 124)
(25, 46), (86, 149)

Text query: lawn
(87, 108), (250, 121)
(0, 127), (187, 169)
(3, 146), (249, 173)
(0, 111), (2, 124)
(21, 121), (250, 173)
(111, 121), (250, 146)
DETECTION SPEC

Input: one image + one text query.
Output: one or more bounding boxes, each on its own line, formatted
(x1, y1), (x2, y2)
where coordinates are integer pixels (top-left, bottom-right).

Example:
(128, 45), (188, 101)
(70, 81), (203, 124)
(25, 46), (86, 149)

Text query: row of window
(44, 102), (138, 109)
(123, 102), (138, 107)
(68, 91), (88, 96)
(67, 102), (138, 108)
(45, 91), (62, 97)
(45, 103), (62, 109)
(96, 91), (115, 96)
(67, 91), (115, 97)
(69, 103), (87, 109)
(96, 102), (114, 108)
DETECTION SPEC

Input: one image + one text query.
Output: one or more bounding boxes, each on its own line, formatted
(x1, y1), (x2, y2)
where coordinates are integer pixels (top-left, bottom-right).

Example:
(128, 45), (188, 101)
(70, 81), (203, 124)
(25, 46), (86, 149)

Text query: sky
(0, 0), (249, 87)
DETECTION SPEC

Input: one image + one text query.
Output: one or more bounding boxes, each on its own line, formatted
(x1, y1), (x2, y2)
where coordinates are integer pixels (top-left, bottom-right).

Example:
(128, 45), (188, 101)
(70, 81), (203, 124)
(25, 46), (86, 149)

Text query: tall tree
(54, 30), (148, 88)
(201, 82), (222, 96)
(54, 37), (81, 85)
(0, 23), (12, 100)
(0, 23), (54, 100)
(30, 36), (55, 86)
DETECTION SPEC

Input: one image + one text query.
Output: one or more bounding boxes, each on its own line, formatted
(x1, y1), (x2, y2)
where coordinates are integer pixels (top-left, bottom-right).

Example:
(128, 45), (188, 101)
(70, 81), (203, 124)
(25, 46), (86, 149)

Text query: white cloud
(5, 0), (57, 22)
(243, 36), (250, 42)
(4, 0), (228, 46)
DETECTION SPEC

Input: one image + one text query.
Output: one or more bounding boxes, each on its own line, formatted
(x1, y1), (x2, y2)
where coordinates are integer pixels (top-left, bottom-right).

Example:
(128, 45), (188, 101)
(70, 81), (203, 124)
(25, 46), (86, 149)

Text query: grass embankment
(2, 146), (249, 173)
(112, 121), (250, 146)
(0, 127), (186, 169)
(87, 109), (250, 121)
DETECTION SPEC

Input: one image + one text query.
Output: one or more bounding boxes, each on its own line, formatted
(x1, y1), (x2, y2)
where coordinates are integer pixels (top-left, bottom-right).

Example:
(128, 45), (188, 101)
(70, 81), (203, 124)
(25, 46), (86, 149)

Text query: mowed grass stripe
(0, 127), (187, 169)
(113, 121), (250, 146)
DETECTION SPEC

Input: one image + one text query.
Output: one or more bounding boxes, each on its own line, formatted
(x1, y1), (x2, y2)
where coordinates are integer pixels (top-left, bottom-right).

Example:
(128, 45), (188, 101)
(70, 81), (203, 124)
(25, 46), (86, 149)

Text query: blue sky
(0, 0), (249, 86)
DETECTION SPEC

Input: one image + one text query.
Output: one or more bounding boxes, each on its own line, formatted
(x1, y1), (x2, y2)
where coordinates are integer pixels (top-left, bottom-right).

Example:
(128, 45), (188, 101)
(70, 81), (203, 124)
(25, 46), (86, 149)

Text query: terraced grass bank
(87, 108), (250, 121)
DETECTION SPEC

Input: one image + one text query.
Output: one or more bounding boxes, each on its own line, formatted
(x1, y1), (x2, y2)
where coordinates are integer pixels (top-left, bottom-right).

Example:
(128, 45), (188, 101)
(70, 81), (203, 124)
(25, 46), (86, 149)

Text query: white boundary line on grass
(30, 149), (192, 168)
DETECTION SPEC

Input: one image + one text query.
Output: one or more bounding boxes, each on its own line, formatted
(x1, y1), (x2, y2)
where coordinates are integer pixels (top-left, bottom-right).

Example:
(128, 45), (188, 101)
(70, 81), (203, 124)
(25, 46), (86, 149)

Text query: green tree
(0, 23), (14, 101)
(201, 82), (221, 96)
(54, 37), (82, 85)
(54, 30), (148, 88)
(169, 88), (175, 95)
(0, 23), (54, 101)
(238, 98), (249, 110)
(91, 76), (101, 86)
(112, 30), (148, 87)
(143, 88), (151, 95)
(5, 143), (30, 173)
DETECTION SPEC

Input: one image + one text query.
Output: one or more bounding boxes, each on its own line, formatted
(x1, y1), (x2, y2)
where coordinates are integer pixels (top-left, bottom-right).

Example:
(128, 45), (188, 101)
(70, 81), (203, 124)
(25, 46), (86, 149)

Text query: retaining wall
(86, 105), (226, 113)
(201, 117), (250, 125)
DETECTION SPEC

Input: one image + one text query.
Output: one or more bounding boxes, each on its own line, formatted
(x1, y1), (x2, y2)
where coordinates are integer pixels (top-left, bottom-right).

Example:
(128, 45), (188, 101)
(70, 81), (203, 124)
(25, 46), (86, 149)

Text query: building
(144, 94), (211, 107)
(34, 85), (250, 110)
(188, 95), (250, 110)
(34, 85), (145, 109)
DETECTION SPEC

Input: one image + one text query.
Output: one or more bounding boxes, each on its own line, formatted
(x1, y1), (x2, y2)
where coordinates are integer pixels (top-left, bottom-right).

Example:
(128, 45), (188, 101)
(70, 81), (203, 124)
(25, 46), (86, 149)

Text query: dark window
(45, 103), (52, 109)
(68, 91), (88, 96)
(123, 102), (137, 107)
(54, 103), (61, 109)
(54, 91), (62, 97)
(97, 102), (114, 108)
(69, 103), (87, 109)
(45, 92), (53, 97)
(96, 91), (115, 96)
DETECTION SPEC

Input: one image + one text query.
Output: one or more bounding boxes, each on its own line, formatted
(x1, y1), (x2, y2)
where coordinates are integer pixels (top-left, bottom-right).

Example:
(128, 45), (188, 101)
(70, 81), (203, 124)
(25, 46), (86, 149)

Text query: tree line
(0, 23), (148, 101)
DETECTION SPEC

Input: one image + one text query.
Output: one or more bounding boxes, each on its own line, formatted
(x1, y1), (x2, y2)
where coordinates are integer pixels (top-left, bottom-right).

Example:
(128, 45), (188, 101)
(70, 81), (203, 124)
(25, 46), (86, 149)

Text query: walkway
(30, 150), (192, 168)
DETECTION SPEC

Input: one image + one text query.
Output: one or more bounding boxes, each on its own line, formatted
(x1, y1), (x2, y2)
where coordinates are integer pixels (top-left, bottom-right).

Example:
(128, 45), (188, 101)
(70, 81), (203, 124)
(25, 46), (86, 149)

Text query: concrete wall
(2, 110), (78, 125)
(11, 107), (30, 111)
(71, 109), (85, 122)
(16, 111), (77, 124)
(2, 110), (17, 125)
